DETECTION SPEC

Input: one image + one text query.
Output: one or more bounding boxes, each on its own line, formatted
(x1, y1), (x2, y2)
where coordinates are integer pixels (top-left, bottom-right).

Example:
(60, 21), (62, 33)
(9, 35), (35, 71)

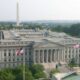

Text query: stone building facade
(0, 29), (80, 69)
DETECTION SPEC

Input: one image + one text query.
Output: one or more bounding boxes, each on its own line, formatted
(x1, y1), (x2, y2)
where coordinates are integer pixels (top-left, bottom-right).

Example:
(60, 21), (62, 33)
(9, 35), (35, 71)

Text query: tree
(63, 23), (80, 37)
(68, 58), (77, 68)
(34, 71), (46, 79)
(13, 65), (34, 80)
(30, 64), (46, 79)
(0, 69), (15, 80)
(51, 69), (60, 74)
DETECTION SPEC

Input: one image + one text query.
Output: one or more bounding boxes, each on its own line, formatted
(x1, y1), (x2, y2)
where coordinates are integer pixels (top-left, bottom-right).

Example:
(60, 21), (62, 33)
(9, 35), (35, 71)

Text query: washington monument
(16, 0), (19, 27)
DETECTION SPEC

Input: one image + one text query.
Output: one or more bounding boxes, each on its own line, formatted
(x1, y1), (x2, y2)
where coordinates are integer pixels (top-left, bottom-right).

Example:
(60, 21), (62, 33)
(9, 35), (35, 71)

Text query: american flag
(73, 44), (80, 48)
(16, 48), (24, 55)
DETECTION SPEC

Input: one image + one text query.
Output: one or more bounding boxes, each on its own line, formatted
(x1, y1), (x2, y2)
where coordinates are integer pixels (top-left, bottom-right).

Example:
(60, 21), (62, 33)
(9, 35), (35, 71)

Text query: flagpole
(16, 41), (25, 80)
(23, 48), (25, 80)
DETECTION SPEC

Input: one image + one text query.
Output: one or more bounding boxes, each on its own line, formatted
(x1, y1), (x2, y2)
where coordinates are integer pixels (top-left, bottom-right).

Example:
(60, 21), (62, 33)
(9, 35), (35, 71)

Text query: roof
(0, 29), (80, 46)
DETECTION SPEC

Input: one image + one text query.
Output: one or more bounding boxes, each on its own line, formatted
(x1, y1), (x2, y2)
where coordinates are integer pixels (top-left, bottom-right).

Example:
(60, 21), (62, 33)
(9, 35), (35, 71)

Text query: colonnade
(33, 48), (63, 63)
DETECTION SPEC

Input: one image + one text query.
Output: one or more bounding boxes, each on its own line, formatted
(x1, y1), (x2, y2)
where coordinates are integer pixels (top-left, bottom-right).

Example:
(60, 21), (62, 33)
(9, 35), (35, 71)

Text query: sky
(0, 0), (80, 21)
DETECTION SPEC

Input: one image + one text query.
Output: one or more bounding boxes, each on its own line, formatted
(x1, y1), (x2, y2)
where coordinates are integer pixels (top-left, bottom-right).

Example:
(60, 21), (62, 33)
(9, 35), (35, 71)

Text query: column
(40, 50), (41, 63)
(33, 50), (36, 63)
(44, 50), (45, 63)
(59, 49), (61, 61)
(59, 49), (62, 62)
(77, 48), (79, 64)
(44, 50), (47, 63)
(56, 49), (58, 62)
(50, 49), (52, 62)
(38, 50), (40, 63)
(35, 50), (38, 63)
(67, 48), (70, 62)
(52, 49), (54, 62)
(65, 48), (68, 62)
(57, 49), (59, 62)
(46, 50), (48, 63)
(54, 49), (56, 62)
(62, 49), (63, 61)
(48, 49), (51, 63)
(42, 50), (44, 63)
(11, 49), (13, 67)
(54, 49), (57, 62)
(40, 50), (43, 63)
(27, 48), (29, 65)
(64, 48), (66, 62)
(71, 48), (73, 59)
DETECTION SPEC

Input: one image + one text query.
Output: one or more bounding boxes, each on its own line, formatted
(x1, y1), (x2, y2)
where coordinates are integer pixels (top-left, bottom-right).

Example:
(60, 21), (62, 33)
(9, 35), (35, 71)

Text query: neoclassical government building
(0, 29), (80, 69)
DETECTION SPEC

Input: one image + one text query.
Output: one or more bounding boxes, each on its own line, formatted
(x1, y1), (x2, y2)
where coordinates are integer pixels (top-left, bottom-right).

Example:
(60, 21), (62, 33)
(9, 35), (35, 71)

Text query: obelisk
(16, 0), (19, 27)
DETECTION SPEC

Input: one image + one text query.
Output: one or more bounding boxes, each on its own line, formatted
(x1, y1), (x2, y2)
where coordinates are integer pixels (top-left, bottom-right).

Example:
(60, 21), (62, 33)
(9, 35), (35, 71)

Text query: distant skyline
(0, 0), (80, 21)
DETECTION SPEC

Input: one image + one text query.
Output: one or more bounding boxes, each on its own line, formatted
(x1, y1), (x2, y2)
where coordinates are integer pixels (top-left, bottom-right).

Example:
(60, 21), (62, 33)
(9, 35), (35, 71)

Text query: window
(21, 58), (23, 61)
(12, 42), (15, 44)
(8, 64), (10, 67)
(21, 42), (23, 44)
(9, 59), (11, 61)
(4, 59), (6, 62)
(25, 57), (27, 61)
(69, 55), (70, 58)
(72, 49), (74, 53)
(4, 49), (6, 56)
(76, 49), (78, 53)
(4, 42), (7, 45)
(21, 53), (23, 56)
(25, 50), (27, 55)
(13, 49), (15, 56)
(9, 49), (11, 56)
(4, 53), (6, 56)
(4, 64), (6, 67)
(13, 53), (15, 56)
(65, 50), (67, 53)
(17, 58), (19, 61)
(29, 57), (32, 61)
(65, 55), (67, 58)
(69, 49), (70, 53)
(79, 54), (80, 57)
(13, 49), (15, 52)
(29, 49), (31, 56)
(8, 42), (10, 45)
(13, 63), (15, 67)
(9, 53), (10, 56)
(13, 59), (15, 61)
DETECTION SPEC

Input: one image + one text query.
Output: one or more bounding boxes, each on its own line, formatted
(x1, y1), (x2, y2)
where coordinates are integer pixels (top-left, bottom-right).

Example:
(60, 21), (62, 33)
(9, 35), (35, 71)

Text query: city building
(0, 29), (80, 69)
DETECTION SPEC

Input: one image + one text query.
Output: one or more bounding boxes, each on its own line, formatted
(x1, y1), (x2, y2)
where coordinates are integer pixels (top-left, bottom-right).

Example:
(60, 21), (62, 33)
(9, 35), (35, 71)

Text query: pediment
(33, 39), (64, 48)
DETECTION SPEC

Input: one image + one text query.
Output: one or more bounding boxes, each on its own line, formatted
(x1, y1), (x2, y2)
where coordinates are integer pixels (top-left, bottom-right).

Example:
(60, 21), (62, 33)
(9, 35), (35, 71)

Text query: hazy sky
(0, 0), (80, 21)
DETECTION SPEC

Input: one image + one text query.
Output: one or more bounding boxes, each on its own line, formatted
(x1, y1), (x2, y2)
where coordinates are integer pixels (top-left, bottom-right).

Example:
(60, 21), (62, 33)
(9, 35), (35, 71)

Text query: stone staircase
(58, 65), (72, 73)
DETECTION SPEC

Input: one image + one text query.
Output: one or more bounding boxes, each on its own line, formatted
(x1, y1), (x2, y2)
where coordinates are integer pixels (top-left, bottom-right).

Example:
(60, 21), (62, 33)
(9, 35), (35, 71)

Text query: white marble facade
(0, 29), (80, 69)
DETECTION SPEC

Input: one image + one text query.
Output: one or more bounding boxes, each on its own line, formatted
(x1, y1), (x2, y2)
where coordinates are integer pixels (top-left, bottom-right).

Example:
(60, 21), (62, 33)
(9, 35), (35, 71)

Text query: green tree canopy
(30, 64), (46, 79)
(68, 58), (77, 67)
(13, 65), (34, 80)
(0, 69), (15, 80)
